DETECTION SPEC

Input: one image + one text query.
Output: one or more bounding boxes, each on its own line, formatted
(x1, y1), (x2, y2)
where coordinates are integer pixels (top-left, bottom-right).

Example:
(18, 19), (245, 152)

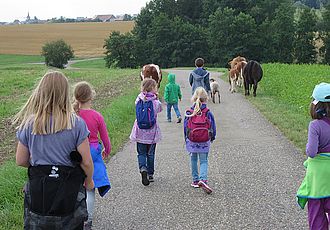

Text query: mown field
(0, 21), (134, 57)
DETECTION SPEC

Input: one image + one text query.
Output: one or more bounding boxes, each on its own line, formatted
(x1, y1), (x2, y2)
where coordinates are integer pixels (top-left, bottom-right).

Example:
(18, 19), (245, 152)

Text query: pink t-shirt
(79, 109), (111, 155)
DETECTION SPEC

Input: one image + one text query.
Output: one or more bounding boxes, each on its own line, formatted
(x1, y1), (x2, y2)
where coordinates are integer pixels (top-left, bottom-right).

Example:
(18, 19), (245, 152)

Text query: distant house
(93, 14), (116, 22)
(114, 14), (134, 21)
(76, 17), (86, 22)
(132, 14), (138, 19)
(13, 19), (21, 25)
(114, 15), (125, 21)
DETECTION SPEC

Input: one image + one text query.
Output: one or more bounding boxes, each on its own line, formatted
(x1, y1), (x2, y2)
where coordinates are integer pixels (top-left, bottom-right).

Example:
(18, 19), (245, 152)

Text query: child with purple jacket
(184, 87), (216, 194)
(297, 83), (330, 229)
(130, 78), (162, 186)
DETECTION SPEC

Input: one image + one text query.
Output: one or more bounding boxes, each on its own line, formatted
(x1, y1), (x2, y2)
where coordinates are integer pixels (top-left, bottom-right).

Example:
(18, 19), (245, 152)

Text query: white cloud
(0, 0), (149, 22)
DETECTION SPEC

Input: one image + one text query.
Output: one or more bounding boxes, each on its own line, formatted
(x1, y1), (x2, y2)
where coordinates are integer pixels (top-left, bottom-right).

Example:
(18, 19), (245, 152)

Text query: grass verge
(70, 58), (106, 69)
(0, 54), (44, 66)
(0, 162), (27, 230)
(216, 63), (330, 152)
(0, 56), (143, 228)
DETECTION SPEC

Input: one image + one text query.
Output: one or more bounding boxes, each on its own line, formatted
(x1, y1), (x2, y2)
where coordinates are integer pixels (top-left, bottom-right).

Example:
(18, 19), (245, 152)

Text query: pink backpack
(186, 107), (211, 142)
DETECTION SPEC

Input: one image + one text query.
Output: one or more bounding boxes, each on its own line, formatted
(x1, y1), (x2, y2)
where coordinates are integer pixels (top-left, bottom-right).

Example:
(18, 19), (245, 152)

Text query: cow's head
(140, 64), (162, 88)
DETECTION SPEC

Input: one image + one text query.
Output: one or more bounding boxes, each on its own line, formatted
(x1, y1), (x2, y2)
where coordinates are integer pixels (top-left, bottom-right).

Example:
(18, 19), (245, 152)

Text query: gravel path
(93, 69), (308, 229)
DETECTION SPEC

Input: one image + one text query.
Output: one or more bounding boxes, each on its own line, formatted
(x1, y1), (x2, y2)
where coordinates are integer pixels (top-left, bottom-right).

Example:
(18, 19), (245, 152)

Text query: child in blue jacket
(189, 58), (211, 95)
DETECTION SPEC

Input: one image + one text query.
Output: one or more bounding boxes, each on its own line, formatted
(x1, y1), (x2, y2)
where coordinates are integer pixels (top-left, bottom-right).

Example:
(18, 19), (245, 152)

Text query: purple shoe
(198, 180), (213, 194)
(190, 181), (200, 188)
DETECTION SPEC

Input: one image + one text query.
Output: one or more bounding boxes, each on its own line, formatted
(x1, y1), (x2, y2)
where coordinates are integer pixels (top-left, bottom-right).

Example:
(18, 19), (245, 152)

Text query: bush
(41, 39), (74, 69)
(104, 31), (137, 68)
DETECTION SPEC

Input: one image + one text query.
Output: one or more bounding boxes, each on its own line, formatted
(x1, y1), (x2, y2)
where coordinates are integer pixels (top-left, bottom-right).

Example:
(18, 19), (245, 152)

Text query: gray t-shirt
(16, 116), (89, 166)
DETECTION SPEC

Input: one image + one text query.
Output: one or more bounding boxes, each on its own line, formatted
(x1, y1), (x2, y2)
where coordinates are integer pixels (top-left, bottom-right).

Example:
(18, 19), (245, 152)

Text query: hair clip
(316, 108), (327, 117)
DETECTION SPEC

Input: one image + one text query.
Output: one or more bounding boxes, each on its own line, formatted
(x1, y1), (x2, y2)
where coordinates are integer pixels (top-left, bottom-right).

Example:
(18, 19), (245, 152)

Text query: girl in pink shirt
(73, 81), (111, 229)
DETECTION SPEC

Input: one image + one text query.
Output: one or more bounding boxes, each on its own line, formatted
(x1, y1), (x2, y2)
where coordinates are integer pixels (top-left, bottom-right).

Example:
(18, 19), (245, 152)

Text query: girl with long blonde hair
(184, 87), (216, 194)
(14, 71), (94, 229)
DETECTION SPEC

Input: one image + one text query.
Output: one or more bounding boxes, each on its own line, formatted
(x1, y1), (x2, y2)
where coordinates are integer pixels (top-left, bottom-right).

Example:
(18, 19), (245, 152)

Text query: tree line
(41, 0), (329, 69)
(106, 0), (330, 68)
(104, 0), (330, 68)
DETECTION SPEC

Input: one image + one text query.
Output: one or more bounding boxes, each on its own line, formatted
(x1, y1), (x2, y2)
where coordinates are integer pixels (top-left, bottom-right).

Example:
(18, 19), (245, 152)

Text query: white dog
(210, 78), (220, 103)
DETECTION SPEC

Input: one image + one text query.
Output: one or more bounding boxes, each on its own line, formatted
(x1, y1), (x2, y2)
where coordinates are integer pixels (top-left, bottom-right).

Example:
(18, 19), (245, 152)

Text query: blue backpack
(136, 99), (156, 129)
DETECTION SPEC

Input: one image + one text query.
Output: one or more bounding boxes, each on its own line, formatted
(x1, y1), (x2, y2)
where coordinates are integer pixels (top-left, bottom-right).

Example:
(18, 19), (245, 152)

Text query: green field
(217, 63), (330, 151)
(0, 54), (142, 229)
(0, 54), (44, 66)
(248, 64), (330, 151)
(71, 58), (106, 69)
(0, 55), (329, 229)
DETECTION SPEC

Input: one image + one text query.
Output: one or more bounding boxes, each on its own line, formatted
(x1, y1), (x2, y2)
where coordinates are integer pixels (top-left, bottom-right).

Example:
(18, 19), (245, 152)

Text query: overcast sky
(0, 0), (150, 22)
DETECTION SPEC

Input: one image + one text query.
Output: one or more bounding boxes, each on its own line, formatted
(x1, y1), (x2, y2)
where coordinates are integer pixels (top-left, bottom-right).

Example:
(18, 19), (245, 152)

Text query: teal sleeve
(164, 85), (169, 102)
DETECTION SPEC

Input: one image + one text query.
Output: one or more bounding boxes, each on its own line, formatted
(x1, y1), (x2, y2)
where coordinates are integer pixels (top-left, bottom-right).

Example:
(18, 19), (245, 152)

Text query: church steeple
(27, 12), (30, 21)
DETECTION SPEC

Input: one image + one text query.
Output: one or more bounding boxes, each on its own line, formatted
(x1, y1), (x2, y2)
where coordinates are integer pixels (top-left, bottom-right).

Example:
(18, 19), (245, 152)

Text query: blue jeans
(167, 103), (181, 121)
(137, 143), (156, 175)
(190, 153), (208, 182)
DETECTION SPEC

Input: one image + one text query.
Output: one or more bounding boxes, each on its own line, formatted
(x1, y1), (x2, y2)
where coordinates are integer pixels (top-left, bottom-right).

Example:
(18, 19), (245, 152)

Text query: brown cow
(235, 61), (247, 87)
(229, 67), (240, 93)
(140, 64), (162, 88)
(229, 56), (246, 69)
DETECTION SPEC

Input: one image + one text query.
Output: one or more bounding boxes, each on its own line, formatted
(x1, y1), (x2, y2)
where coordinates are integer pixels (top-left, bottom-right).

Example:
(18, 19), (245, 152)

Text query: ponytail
(72, 99), (80, 114)
(186, 87), (208, 117)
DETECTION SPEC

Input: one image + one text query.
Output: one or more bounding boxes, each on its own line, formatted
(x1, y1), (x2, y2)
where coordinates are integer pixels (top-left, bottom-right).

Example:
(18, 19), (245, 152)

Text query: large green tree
(320, 3), (330, 63)
(208, 7), (258, 65)
(104, 31), (137, 68)
(258, 2), (295, 62)
(170, 17), (209, 66)
(176, 0), (204, 24)
(144, 13), (175, 67)
(294, 8), (318, 63)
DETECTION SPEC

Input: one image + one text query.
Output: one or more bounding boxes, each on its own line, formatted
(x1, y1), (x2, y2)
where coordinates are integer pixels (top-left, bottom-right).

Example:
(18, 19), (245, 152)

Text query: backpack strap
(201, 107), (209, 114)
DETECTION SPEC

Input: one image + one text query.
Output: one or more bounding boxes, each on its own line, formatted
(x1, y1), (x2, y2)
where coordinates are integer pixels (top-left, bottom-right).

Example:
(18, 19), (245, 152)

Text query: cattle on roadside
(235, 61), (247, 87)
(229, 56), (246, 70)
(140, 64), (162, 88)
(228, 56), (247, 93)
(228, 67), (240, 93)
(242, 60), (263, 97)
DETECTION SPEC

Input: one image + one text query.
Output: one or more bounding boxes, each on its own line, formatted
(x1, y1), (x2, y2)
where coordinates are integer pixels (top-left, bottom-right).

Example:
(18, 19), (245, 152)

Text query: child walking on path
(164, 73), (182, 123)
(297, 83), (330, 229)
(130, 78), (162, 186)
(14, 71), (94, 229)
(189, 58), (211, 95)
(184, 87), (216, 194)
(73, 81), (111, 230)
